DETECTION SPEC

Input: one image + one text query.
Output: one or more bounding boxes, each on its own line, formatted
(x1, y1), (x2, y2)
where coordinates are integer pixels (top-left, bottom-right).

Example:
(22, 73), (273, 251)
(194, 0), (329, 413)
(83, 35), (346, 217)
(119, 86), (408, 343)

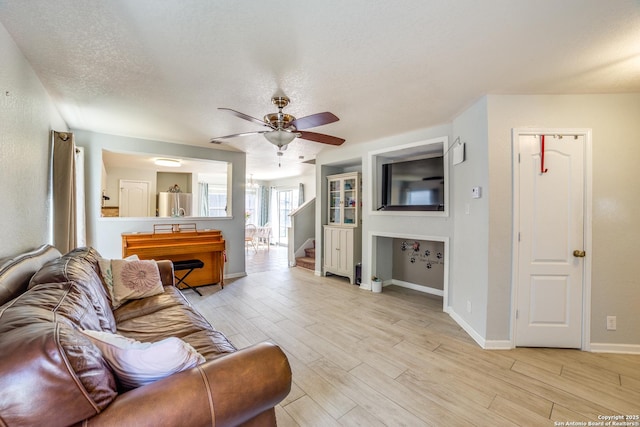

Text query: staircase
(295, 241), (315, 271)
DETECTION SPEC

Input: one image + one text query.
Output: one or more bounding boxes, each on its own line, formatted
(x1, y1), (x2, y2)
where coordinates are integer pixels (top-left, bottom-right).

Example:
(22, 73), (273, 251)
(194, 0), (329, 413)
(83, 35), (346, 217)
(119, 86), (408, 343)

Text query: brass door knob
(573, 250), (586, 258)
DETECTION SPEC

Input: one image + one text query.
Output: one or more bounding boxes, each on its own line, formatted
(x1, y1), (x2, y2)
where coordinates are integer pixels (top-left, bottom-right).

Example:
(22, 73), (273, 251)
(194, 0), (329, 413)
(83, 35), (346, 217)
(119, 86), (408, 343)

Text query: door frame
(510, 128), (593, 350)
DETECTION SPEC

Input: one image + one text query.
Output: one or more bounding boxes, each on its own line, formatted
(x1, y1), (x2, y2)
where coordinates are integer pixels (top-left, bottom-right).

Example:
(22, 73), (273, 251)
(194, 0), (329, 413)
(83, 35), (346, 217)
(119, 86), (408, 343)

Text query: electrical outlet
(606, 316), (617, 331)
(466, 301), (472, 313)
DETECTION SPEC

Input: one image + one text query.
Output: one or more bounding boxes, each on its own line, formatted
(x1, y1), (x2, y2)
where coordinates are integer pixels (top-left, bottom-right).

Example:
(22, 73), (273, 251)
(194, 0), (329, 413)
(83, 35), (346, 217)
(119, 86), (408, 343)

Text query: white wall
(74, 130), (247, 277)
(0, 23), (67, 257)
(450, 97), (490, 339)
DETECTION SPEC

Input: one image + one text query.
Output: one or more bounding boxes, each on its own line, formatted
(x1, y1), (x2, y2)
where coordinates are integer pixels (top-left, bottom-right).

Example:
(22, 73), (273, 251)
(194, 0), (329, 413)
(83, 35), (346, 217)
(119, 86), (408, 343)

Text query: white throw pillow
(80, 329), (205, 389)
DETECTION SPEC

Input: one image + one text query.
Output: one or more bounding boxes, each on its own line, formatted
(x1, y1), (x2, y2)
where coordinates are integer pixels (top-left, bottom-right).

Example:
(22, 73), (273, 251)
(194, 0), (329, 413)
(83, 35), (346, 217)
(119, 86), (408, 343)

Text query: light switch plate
(472, 186), (482, 199)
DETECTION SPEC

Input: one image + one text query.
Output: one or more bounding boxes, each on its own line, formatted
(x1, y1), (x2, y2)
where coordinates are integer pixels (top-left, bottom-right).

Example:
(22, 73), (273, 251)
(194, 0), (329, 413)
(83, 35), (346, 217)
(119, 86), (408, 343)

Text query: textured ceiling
(1, 1), (639, 180)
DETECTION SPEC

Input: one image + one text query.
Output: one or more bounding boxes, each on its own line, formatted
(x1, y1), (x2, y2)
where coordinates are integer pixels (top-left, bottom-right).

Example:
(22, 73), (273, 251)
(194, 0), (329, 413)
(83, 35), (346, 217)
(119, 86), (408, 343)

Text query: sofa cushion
(0, 321), (117, 426)
(2, 281), (104, 331)
(181, 329), (238, 360)
(29, 247), (117, 332)
(0, 303), (61, 330)
(116, 302), (217, 342)
(0, 244), (61, 306)
(115, 293), (236, 361)
(113, 285), (190, 323)
(79, 329), (205, 390)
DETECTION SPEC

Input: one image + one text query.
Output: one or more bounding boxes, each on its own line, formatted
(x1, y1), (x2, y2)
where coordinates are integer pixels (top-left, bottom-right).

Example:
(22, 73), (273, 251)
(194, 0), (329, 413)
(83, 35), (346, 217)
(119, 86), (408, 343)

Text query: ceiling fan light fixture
(264, 129), (299, 147)
(154, 158), (181, 167)
(213, 93), (344, 151)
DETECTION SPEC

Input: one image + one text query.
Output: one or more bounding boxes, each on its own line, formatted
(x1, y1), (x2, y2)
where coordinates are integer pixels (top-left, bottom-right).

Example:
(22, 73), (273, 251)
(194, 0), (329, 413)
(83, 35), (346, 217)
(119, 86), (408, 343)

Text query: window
(207, 184), (228, 217)
(270, 188), (300, 246)
(198, 162), (232, 218)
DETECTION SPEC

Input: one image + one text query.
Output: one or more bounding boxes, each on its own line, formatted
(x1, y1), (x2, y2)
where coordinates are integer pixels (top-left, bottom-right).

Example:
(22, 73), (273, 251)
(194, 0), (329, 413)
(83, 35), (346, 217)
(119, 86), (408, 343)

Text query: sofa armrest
(82, 342), (291, 427)
(156, 260), (175, 287)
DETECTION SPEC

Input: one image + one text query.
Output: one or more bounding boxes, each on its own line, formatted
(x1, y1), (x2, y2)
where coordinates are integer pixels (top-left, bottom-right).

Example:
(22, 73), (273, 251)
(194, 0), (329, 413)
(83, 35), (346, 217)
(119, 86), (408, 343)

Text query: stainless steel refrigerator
(157, 192), (192, 217)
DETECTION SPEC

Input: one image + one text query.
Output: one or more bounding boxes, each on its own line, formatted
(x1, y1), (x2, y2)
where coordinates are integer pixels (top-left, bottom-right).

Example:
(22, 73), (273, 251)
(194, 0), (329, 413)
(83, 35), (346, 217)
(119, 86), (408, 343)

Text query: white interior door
(514, 132), (587, 348)
(119, 180), (149, 217)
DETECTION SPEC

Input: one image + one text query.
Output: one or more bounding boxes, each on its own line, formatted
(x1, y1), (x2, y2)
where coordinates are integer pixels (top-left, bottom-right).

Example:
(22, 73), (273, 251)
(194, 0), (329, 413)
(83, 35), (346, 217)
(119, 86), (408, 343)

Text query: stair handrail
(289, 197), (315, 217)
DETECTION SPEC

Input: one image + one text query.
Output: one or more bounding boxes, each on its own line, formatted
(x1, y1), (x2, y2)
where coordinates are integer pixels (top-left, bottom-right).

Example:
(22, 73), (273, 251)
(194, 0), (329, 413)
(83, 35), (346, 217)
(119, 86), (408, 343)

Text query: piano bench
(173, 259), (205, 296)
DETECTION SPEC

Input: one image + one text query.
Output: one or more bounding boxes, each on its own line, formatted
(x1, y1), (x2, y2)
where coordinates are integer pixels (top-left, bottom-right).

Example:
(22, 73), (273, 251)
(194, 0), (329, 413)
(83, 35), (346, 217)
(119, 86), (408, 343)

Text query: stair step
(296, 256), (315, 271)
(304, 248), (316, 257)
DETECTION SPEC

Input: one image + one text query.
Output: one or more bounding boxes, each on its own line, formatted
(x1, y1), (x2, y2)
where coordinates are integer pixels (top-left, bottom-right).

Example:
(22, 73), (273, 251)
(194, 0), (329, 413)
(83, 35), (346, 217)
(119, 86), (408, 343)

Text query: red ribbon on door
(540, 135), (549, 174)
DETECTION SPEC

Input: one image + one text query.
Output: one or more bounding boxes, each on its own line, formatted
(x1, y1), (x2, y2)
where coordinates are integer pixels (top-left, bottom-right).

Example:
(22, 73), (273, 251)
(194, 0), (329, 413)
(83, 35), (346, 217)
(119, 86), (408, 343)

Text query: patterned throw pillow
(110, 259), (164, 308)
(79, 329), (205, 390)
(98, 255), (139, 306)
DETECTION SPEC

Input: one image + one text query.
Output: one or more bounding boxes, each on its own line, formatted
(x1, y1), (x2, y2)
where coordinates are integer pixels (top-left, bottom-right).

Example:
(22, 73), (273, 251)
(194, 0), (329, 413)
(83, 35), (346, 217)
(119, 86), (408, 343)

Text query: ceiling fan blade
(209, 131), (268, 143)
(298, 131), (345, 146)
(219, 108), (272, 128)
(289, 112), (339, 130)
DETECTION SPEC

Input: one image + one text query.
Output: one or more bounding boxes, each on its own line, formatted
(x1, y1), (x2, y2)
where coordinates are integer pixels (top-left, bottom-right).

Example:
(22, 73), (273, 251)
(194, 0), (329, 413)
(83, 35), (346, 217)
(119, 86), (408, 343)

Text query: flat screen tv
(379, 156), (444, 211)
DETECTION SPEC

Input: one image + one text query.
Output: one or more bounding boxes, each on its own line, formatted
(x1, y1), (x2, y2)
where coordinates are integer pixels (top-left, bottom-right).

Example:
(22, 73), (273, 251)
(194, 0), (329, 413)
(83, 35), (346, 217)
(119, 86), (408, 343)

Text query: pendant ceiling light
(247, 174), (259, 189)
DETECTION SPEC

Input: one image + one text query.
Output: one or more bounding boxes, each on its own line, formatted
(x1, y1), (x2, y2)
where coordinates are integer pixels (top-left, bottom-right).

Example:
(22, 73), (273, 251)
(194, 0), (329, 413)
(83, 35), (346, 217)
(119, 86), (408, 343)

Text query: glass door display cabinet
(325, 171), (362, 284)
(327, 172), (360, 226)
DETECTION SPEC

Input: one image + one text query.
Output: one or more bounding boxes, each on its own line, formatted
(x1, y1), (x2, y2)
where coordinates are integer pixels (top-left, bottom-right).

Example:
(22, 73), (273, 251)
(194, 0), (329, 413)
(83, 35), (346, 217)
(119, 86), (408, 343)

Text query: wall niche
(369, 136), (449, 216)
(392, 238), (444, 293)
(371, 232), (448, 309)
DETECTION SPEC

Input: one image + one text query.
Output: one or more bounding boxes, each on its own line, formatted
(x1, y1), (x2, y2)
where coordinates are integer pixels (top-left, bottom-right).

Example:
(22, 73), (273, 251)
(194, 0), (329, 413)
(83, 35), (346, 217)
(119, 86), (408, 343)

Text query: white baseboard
(388, 279), (444, 297)
(448, 309), (513, 350)
(225, 272), (246, 279)
(590, 343), (640, 355)
(484, 340), (513, 350)
(448, 309), (486, 348)
(445, 312), (640, 354)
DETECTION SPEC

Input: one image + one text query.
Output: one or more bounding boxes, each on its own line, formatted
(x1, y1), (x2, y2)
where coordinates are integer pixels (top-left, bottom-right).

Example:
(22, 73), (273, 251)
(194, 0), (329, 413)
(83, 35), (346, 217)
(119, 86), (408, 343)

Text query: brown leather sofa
(0, 245), (291, 427)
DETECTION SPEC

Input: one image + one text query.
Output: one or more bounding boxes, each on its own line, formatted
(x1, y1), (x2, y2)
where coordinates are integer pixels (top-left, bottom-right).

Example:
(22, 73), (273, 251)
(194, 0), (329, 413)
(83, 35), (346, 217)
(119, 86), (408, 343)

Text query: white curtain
(198, 182), (209, 216)
(52, 131), (85, 253)
(258, 185), (269, 226)
(269, 187), (278, 244)
(74, 147), (86, 247)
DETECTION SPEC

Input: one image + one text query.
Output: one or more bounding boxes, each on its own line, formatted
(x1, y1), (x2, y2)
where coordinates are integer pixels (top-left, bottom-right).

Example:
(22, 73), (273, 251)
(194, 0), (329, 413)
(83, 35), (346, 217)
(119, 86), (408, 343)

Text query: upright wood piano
(122, 224), (225, 289)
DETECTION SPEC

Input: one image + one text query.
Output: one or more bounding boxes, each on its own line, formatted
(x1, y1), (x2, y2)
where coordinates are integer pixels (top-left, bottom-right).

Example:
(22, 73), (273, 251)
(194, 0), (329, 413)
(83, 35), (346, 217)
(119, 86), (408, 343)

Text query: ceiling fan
(210, 93), (345, 152)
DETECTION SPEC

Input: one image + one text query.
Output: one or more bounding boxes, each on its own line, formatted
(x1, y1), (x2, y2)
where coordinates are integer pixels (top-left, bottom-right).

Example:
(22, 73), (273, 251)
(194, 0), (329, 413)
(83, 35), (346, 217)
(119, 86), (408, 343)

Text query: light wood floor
(244, 243), (289, 274)
(187, 255), (640, 426)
